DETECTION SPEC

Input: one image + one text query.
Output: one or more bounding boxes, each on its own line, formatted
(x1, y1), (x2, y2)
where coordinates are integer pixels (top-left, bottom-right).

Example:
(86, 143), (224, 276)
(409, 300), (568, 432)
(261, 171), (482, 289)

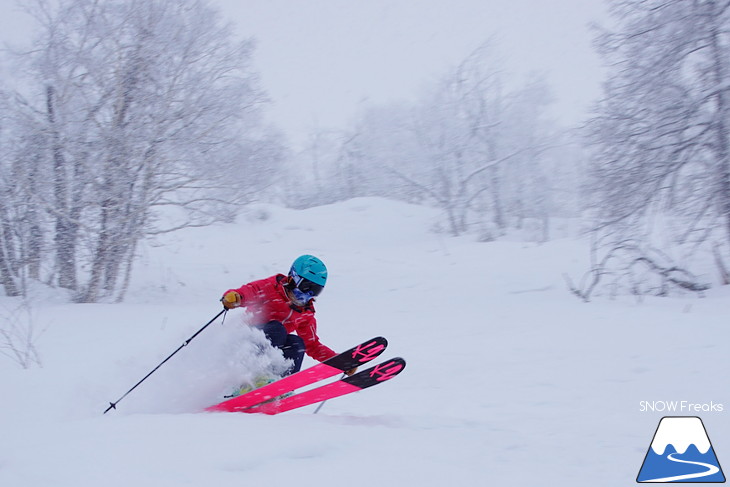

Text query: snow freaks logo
(637, 416), (726, 483)
(640, 401), (724, 413)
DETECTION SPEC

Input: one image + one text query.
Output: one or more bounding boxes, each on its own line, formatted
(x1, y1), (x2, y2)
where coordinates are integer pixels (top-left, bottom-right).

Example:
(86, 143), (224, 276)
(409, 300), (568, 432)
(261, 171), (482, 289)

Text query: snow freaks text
(639, 401), (724, 413)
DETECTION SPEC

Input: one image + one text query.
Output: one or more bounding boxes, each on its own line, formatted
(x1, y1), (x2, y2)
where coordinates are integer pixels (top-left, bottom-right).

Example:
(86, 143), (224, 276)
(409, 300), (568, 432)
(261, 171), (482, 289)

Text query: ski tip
(325, 336), (389, 371)
(344, 357), (406, 389)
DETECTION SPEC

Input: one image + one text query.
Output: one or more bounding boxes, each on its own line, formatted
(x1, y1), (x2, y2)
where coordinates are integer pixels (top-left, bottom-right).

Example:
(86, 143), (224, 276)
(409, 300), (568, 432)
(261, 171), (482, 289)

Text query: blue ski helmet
(287, 255), (327, 304)
(289, 254), (328, 287)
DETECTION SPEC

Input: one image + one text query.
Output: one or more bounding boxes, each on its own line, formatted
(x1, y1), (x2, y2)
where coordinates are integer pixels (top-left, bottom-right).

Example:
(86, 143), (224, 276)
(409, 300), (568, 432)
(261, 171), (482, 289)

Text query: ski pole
(313, 373), (346, 415)
(312, 398), (328, 414)
(103, 308), (227, 414)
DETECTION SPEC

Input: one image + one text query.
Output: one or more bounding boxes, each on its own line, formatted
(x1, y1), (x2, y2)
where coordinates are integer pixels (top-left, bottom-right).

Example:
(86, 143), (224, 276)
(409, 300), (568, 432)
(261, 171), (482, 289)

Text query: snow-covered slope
(0, 198), (727, 486)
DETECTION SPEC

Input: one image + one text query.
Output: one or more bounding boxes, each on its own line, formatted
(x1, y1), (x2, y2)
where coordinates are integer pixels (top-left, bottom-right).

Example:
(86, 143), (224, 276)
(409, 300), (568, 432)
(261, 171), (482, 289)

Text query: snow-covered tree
(1, 0), (281, 301)
(322, 44), (567, 240)
(582, 0), (730, 296)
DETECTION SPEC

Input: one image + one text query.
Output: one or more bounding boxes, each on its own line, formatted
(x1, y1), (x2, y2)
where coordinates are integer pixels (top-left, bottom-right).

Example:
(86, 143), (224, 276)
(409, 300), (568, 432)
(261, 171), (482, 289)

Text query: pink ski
(242, 357), (406, 415)
(205, 336), (387, 412)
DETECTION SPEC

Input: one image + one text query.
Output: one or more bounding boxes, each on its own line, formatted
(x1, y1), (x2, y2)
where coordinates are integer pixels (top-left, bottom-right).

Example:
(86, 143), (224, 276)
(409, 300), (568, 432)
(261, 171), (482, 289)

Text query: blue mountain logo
(637, 416), (725, 483)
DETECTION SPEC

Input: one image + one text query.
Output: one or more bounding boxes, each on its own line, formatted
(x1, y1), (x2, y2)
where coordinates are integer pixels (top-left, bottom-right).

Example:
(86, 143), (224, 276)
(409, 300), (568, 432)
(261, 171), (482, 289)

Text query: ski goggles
(289, 271), (324, 301)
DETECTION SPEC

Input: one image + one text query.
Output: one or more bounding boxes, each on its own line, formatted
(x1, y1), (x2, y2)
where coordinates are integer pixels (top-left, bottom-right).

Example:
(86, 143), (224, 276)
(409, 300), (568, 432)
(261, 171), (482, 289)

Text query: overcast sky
(0, 0), (608, 145)
(213, 1), (608, 142)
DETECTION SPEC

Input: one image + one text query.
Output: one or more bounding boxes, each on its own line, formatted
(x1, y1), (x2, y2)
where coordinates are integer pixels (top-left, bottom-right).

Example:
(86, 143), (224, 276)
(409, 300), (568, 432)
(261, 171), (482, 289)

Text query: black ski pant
(256, 320), (305, 375)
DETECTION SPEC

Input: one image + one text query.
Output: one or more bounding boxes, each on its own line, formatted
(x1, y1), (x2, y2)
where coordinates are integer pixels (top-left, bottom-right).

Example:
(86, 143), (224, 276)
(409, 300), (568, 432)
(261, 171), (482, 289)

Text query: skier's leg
(257, 321), (304, 374)
(257, 320), (287, 348)
(281, 334), (305, 374)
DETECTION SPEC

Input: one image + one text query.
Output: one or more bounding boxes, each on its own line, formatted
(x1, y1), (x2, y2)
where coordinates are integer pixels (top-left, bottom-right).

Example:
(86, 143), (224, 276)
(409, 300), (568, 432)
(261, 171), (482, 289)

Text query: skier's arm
(221, 279), (268, 309)
(297, 318), (336, 363)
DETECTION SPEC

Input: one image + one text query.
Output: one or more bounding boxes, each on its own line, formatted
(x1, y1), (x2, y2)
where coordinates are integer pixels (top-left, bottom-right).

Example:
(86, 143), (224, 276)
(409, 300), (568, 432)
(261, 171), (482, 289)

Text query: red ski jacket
(224, 274), (336, 363)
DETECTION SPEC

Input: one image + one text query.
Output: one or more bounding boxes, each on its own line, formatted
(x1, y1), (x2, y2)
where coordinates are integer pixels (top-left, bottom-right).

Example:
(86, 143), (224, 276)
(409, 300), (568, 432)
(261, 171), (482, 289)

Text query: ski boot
(225, 375), (278, 399)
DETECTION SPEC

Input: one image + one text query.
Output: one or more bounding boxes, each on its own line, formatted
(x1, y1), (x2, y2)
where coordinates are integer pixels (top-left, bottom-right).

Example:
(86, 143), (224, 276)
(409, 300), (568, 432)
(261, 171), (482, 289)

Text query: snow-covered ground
(0, 198), (727, 486)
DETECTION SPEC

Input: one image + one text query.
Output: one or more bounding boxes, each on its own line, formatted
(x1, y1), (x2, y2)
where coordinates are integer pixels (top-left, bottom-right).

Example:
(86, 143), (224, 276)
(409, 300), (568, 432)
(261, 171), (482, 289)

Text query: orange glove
(221, 291), (241, 309)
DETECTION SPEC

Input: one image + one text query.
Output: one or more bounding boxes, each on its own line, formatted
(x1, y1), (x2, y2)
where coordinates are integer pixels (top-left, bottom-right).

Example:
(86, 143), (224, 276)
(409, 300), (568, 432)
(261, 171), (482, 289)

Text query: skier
(221, 255), (355, 380)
